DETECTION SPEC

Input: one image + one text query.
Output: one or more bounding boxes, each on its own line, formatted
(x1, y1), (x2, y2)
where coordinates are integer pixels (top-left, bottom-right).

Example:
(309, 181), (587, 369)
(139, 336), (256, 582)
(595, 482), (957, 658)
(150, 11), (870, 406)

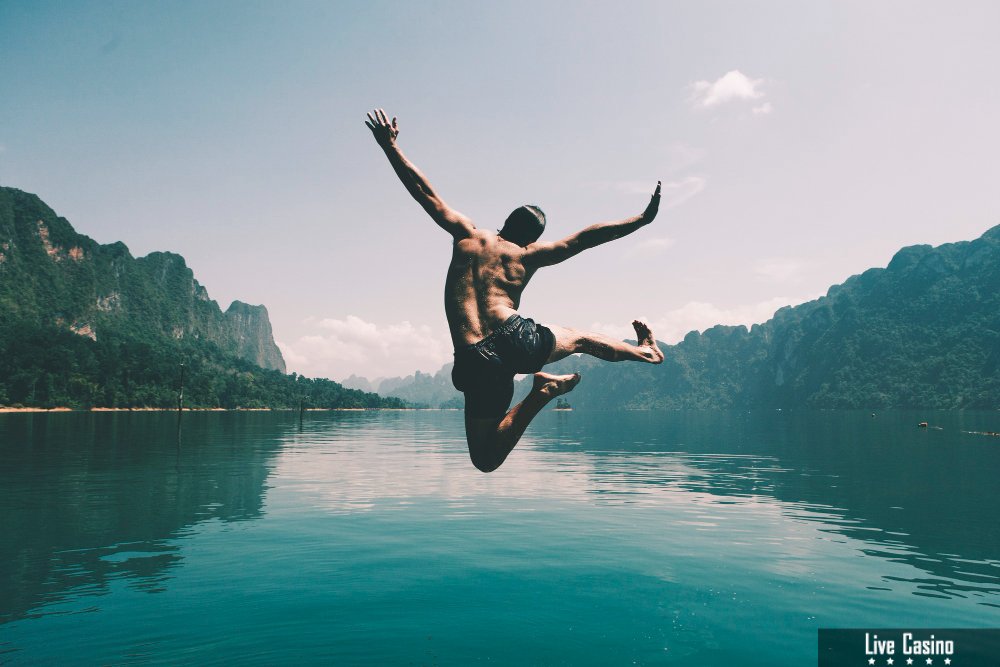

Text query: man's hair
(498, 205), (546, 246)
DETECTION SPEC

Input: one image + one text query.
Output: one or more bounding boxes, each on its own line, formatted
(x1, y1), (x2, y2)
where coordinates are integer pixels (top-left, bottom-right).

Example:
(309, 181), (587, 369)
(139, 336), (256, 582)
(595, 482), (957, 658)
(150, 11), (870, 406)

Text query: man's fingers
(367, 112), (378, 127)
(392, 117), (398, 129)
(365, 120), (375, 131)
(377, 108), (389, 125)
(653, 181), (662, 197)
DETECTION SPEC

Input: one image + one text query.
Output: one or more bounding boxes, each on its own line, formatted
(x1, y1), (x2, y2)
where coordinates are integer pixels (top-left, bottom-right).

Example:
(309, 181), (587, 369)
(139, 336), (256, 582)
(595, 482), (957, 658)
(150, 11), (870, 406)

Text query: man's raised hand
(642, 181), (662, 223)
(365, 108), (399, 147)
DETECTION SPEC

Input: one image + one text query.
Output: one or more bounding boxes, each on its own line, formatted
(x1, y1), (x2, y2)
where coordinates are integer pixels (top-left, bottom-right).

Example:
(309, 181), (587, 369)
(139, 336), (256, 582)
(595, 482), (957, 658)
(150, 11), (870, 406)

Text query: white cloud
(279, 296), (824, 382)
(612, 176), (707, 209)
(627, 236), (676, 258)
(689, 70), (768, 110)
(753, 258), (804, 282)
(588, 295), (817, 345)
(752, 102), (773, 115)
(275, 340), (309, 368)
(278, 315), (451, 381)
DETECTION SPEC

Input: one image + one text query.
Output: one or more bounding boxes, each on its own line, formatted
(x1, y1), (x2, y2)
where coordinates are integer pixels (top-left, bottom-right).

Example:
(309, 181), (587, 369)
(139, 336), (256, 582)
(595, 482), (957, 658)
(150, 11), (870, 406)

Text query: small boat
(918, 422), (928, 428)
(554, 398), (572, 411)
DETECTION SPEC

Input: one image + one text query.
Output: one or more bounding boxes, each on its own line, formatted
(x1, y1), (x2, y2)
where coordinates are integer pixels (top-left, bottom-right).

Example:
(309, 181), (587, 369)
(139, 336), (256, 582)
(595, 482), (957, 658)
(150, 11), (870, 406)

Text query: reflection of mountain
(532, 410), (1000, 603)
(0, 412), (288, 623)
(3, 410), (997, 628)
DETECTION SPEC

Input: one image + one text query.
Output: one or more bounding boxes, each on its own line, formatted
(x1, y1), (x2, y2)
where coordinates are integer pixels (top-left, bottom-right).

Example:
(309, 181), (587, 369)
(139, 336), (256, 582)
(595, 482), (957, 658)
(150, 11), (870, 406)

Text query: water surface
(1, 410), (998, 665)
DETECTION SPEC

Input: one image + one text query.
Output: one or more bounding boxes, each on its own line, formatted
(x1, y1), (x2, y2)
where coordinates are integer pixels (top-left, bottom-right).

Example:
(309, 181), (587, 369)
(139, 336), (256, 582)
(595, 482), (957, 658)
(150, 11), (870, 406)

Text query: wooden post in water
(297, 374), (305, 430)
(177, 362), (186, 412)
(124, 368), (132, 411)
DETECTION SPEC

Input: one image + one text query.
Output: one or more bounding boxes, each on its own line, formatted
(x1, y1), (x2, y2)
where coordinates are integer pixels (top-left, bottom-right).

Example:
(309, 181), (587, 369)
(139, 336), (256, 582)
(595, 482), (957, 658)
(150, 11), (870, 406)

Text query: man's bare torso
(444, 229), (538, 347)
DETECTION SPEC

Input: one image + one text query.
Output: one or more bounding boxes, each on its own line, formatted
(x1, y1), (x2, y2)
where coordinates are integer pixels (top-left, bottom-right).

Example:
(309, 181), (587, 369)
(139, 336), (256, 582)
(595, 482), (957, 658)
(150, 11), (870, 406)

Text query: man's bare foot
(532, 372), (582, 397)
(632, 320), (665, 364)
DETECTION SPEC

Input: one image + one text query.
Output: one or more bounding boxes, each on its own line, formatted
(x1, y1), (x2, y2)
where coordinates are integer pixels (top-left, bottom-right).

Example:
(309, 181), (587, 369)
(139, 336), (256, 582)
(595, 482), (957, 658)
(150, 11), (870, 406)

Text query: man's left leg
(465, 372), (580, 473)
(546, 319), (664, 365)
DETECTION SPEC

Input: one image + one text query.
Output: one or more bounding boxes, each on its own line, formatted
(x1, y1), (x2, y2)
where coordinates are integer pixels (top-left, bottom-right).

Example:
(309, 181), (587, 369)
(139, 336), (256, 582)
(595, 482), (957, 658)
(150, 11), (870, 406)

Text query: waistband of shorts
(455, 314), (524, 353)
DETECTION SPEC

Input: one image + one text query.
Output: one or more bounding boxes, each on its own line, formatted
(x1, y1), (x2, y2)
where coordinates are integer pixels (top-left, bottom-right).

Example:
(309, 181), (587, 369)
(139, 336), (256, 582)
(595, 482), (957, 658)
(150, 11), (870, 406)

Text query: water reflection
(551, 410), (1000, 607)
(0, 412), (290, 623)
(275, 410), (1000, 608)
(2, 408), (999, 631)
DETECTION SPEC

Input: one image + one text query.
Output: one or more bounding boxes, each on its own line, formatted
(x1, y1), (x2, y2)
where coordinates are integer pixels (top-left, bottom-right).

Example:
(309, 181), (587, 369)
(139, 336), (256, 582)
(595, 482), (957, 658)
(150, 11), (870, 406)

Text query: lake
(1, 410), (998, 665)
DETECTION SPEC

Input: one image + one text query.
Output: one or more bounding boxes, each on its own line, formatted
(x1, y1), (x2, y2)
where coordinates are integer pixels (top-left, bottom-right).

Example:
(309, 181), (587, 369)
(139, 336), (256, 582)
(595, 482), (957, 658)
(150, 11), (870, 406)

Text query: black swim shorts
(451, 314), (556, 419)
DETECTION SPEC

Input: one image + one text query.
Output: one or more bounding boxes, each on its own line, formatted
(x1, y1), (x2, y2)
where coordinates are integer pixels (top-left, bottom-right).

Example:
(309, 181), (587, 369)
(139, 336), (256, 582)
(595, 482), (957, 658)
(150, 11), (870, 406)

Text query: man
(366, 108), (664, 473)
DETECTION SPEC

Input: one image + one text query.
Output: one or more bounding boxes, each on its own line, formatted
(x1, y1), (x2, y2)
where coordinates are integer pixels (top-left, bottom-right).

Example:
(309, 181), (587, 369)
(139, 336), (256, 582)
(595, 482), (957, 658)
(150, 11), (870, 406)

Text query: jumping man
(366, 108), (664, 472)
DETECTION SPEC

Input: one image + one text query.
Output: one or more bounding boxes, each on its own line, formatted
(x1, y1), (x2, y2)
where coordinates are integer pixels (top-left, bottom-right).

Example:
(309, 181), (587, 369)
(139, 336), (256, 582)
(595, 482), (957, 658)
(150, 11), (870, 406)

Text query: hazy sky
(2, 1), (999, 380)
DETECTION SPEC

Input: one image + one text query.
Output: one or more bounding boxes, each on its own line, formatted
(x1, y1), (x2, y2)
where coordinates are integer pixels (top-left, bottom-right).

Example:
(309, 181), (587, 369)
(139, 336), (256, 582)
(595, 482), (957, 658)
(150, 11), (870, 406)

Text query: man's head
(498, 205), (546, 246)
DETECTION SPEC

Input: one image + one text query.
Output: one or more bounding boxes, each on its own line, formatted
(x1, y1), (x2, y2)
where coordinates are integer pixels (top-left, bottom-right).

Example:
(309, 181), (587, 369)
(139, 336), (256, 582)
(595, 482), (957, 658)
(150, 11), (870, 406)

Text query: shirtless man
(366, 108), (664, 473)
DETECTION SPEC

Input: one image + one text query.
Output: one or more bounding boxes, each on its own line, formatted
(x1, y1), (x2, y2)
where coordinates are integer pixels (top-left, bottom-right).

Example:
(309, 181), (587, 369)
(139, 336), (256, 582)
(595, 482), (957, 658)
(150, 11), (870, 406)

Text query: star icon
(869, 659), (876, 665)
(907, 660), (913, 665)
(888, 659), (895, 665)
(926, 659), (933, 665)
(944, 660), (951, 665)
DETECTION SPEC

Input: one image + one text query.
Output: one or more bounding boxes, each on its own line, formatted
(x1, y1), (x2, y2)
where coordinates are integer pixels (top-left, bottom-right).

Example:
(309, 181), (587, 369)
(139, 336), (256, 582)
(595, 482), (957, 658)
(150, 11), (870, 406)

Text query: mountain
(383, 225), (1000, 410)
(544, 224), (1000, 409)
(0, 187), (284, 371)
(343, 365), (464, 408)
(0, 187), (403, 410)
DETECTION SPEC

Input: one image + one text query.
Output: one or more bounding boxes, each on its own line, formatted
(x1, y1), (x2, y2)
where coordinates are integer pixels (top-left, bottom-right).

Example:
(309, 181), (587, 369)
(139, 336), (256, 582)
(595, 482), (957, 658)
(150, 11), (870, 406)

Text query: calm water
(1, 410), (998, 665)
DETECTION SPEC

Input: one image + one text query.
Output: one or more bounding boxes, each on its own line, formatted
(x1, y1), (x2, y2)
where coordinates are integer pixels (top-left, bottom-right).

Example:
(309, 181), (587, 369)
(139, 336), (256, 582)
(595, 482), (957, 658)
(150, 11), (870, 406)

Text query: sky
(2, 1), (999, 381)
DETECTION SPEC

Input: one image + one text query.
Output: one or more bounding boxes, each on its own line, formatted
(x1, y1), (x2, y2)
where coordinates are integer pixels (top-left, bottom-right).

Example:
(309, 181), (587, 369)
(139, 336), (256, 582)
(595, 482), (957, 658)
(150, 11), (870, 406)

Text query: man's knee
(467, 442), (500, 473)
(470, 452), (500, 473)
(465, 422), (501, 473)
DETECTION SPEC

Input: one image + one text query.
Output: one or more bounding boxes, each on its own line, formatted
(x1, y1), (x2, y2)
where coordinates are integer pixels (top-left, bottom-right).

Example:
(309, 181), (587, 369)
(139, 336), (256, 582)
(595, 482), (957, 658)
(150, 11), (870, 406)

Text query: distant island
(349, 223), (1000, 410)
(0, 187), (403, 410)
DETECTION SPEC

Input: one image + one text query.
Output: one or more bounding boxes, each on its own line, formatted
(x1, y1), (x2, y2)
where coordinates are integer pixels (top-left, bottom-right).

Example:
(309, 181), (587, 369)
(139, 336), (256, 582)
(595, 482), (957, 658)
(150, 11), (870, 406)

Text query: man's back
(366, 106), (663, 472)
(444, 229), (536, 347)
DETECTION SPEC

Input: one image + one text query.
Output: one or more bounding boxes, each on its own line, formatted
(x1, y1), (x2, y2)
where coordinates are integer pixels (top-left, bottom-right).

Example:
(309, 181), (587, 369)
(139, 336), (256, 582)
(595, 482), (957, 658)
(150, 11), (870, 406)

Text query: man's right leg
(546, 320), (664, 365)
(464, 372), (580, 473)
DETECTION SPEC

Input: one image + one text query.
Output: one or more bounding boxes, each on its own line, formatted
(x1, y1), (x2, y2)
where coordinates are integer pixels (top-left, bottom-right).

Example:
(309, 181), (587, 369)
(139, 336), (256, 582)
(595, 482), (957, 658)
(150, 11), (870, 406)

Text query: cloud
(275, 340), (309, 368)
(689, 70), (768, 110)
(278, 315), (451, 381)
(612, 176), (707, 209)
(588, 295), (816, 345)
(627, 236), (676, 258)
(753, 258), (804, 282)
(752, 102), (773, 115)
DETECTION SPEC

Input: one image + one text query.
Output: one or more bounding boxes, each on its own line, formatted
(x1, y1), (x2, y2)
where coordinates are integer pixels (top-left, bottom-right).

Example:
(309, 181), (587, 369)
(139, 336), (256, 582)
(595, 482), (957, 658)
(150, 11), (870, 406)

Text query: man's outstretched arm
(365, 108), (474, 239)
(524, 181), (661, 267)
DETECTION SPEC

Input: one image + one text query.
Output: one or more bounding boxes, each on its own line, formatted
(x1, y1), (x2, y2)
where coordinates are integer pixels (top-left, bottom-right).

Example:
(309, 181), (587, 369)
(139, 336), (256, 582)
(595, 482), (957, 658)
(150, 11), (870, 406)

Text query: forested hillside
(371, 225), (1000, 410)
(543, 225), (1000, 409)
(0, 187), (402, 409)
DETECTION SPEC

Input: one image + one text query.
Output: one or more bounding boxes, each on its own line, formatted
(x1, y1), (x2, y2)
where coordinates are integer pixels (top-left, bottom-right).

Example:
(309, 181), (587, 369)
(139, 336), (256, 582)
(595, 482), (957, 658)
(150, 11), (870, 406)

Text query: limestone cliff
(224, 301), (286, 373)
(0, 186), (285, 372)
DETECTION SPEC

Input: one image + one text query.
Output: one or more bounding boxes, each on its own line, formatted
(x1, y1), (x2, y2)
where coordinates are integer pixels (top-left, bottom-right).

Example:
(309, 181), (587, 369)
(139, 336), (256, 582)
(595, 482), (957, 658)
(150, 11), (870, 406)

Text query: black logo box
(819, 629), (1000, 667)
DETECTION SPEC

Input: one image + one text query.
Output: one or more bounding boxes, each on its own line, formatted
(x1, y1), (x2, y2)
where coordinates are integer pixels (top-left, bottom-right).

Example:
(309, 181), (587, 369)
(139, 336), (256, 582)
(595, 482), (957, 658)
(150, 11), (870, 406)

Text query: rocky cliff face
(0, 187), (285, 372)
(224, 301), (286, 373)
